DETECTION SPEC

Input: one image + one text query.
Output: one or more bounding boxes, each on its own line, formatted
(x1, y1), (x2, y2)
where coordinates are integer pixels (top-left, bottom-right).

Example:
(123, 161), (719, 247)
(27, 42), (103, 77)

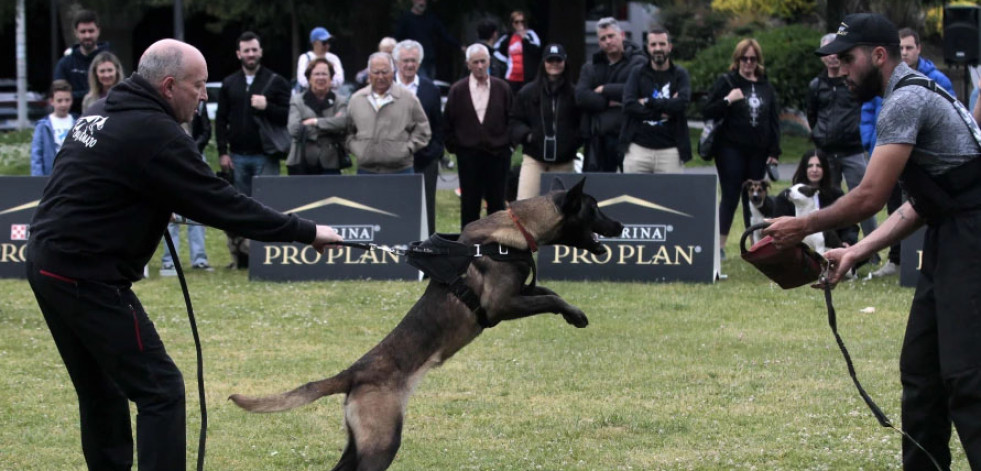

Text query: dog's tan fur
(229, 180), (623, 471)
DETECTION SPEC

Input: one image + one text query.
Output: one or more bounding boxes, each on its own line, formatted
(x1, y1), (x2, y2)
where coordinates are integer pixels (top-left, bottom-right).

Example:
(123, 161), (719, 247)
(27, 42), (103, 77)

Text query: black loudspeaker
(944, 5), (981, 65)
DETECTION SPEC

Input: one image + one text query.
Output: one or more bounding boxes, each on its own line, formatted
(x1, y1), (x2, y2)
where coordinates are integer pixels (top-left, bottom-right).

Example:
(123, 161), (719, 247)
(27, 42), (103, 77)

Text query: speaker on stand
(944, 4), (981, 103)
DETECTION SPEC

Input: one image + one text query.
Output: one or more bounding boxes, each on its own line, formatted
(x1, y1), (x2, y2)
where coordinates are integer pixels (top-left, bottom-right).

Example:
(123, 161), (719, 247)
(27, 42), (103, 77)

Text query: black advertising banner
(900, 227), (925, 288)
(0, 177), (46, 278)
(537, 173), (719, 283)
(249, 175), (426, 281)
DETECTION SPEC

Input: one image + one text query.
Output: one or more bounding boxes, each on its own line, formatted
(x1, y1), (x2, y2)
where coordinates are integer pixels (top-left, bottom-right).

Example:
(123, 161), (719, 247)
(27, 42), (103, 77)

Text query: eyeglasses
(739, 56), (758, 64)
(513, 19), (525, 25)
(545, 57), (564, 63)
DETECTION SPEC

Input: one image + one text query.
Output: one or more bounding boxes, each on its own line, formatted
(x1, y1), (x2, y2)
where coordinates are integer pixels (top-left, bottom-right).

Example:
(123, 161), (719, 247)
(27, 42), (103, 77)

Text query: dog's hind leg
(344, 388), (405, 471)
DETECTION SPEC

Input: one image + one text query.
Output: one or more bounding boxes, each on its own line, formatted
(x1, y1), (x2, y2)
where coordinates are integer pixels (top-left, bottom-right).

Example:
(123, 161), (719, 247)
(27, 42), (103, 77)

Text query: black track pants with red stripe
(26, 261), (186, 471)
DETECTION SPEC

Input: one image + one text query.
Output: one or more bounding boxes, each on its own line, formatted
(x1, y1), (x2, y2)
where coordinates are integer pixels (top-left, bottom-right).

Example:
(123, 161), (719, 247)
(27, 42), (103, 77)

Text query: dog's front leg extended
(488, 294), (589, 328)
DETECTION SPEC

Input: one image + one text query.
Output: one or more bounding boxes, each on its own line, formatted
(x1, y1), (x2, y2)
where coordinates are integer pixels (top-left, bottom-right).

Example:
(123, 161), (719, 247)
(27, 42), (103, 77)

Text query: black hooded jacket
(806, 70), (863, 155)
(575, 41), (647, 138)
(510, 77), (582, 164)
(28, 74), (316, 282)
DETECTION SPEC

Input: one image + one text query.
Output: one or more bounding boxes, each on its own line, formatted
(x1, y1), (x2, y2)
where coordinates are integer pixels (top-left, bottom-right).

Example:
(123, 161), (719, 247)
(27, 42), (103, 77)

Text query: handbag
(697, 74), (735, 161)
(254, 74), (291, 158)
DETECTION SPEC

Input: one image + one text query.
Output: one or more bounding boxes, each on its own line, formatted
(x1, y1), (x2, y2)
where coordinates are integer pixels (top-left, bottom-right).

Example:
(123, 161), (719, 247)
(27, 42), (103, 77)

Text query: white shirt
(396, 73), (420, 96)
(367, 88), (394, 112)
(48, 113), (75, 150)
(297, 51), (345, 90)
(468, 74), (490, 123)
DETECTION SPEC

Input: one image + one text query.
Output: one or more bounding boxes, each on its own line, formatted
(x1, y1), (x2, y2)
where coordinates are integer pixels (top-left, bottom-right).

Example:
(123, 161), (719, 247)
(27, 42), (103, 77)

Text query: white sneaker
(871, 261), (899, 278)
(159, 264), (177, 277)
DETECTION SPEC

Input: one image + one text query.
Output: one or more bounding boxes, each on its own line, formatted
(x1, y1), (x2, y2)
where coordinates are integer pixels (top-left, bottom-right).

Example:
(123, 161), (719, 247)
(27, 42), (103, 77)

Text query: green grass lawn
(0, 130), (967, 470)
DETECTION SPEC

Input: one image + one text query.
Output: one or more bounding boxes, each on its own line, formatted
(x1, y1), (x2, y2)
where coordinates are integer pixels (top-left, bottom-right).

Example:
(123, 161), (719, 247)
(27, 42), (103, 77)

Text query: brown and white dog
(743, 179), (776, 244)
(229, 179), (623, 471)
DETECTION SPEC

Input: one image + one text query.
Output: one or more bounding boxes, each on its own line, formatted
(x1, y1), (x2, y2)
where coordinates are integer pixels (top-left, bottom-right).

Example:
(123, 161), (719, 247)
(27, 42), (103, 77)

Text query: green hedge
(681, 25), (825, 114)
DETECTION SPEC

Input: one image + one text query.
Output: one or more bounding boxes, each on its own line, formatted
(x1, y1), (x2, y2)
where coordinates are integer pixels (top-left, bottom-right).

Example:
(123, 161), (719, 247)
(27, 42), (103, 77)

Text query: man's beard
(242, 59), (259, 72)
(652, 53), (667, 66)
(849, 65), (882, 102)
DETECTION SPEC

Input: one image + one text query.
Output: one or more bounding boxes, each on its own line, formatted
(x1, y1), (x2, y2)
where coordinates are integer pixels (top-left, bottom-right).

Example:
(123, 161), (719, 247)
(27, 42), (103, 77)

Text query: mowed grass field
(0, 130), (969, 469)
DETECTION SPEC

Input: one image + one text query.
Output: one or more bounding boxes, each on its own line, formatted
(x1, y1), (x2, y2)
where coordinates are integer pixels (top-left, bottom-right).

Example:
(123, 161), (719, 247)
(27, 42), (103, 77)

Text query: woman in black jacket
(509, 43), (582, 200)
(702, 38), (781, 257)
(774, 149), (859, 246)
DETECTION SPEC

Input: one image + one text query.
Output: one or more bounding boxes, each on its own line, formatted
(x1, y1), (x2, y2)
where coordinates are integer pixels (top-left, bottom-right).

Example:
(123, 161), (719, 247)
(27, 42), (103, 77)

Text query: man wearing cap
(619, 26), (691, 173)
(296, 27), (345, 91)
(765, 13), (981, 469)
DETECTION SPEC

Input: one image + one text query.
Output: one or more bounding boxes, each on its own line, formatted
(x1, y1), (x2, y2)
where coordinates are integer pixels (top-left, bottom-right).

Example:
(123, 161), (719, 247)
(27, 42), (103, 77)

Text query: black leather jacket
(807, 71), (864, 155)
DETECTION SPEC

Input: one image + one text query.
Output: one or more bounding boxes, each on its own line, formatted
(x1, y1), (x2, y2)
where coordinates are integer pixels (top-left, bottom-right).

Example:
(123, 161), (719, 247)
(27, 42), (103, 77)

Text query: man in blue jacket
(53, 10), (110, 115)
(865, 27), (956, 277)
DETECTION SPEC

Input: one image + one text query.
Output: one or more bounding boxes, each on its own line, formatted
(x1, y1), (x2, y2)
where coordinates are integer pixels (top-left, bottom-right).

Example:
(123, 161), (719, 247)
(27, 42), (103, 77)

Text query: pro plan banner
(900, 227), (925, 288)
(538, 173), (719, 283)
(249, 175), (426, 281)
(0, 177), (46, 278)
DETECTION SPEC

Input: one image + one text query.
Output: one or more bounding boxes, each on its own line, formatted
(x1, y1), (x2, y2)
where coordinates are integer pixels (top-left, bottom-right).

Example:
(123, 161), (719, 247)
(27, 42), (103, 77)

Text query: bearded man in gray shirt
(766, 13), (981, 470)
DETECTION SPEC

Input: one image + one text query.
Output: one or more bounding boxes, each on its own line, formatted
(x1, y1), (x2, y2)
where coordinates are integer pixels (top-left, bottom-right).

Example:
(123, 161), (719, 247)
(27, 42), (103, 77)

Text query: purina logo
(284, 196), (398, 217)
(10, 224), (29, 241)
(334, 225), (380, 242)
(604, 224), (669, 242)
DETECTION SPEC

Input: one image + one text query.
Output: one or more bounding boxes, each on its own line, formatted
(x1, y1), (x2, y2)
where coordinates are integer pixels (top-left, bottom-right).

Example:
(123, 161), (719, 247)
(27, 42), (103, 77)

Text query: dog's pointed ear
(560, 178), (586, 214)
(549, 177), (567, 191)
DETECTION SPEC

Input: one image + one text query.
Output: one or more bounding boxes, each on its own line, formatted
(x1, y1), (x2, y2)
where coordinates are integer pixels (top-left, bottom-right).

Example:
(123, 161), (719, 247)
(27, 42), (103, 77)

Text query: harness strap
(449, 278), (496, 328)
(821, 282), (942, 470)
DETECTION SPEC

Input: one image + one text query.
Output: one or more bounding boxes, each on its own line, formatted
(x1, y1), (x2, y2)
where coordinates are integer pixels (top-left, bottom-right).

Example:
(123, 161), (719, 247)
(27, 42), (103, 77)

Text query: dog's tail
(229, 371), (351, 413)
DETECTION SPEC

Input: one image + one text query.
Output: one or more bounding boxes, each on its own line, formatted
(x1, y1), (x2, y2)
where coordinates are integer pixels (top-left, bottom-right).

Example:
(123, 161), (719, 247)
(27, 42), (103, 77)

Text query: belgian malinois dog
(230, 179), (623, 471)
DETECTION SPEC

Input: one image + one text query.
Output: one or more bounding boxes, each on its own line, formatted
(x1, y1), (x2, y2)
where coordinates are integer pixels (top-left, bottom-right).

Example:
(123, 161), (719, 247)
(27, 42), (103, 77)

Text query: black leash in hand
(819, 268), (941, 470)
(162, 231), (207, 471)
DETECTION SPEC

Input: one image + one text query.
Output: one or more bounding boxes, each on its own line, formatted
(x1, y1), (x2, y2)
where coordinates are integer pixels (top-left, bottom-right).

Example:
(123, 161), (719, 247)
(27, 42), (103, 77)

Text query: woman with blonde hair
(701, 38), (781, 259)
(81, 51), (123, 113)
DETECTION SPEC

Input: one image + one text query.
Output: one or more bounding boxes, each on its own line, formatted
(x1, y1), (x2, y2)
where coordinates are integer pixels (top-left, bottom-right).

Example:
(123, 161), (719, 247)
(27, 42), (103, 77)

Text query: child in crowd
(30, 80), (76, 176)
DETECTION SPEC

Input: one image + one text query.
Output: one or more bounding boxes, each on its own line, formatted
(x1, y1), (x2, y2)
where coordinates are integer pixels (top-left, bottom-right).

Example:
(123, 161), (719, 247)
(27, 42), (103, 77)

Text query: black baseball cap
(544, 43), (567, 61)
(815, 13), (899, 56)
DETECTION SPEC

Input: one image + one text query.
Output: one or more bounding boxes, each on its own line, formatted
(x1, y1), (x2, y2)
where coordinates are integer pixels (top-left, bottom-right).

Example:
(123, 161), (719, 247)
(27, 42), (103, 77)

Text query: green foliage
(682, 24), (824, 113)
(710, 0), (815, 20)
(659, 2), (731, 61)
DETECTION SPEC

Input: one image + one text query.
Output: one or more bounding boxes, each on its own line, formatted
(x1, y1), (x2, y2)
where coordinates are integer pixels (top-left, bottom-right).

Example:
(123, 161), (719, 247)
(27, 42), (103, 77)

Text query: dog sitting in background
(743, 179), (776, 244)
(783, 183), (842, 255)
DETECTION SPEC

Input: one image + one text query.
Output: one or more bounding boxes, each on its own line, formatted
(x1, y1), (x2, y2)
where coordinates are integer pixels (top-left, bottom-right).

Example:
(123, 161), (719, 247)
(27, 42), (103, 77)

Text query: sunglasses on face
(740, 56), (758, 64)
(513, 19), (525, 25)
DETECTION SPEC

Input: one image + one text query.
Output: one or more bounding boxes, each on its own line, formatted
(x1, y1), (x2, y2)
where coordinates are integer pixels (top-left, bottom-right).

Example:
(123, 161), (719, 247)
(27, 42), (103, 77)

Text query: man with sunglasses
(765, 13), (981, 469)
(620, 26), (691, 173)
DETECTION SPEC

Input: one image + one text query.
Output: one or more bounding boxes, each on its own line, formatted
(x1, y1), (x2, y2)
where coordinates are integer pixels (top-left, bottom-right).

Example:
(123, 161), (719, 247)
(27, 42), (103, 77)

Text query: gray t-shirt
(877, 62), (981, 176)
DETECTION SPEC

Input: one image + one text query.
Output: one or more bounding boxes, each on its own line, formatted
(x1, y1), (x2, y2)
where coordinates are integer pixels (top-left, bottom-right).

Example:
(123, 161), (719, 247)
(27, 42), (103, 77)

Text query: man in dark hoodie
(26, 39), (342, 471)
(54, 10), (111, 115)
(576, 17), (647, 172)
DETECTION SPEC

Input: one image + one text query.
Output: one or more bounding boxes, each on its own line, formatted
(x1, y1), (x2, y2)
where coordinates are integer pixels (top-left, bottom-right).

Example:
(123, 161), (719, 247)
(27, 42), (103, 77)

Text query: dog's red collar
(508, 208), (538, 253)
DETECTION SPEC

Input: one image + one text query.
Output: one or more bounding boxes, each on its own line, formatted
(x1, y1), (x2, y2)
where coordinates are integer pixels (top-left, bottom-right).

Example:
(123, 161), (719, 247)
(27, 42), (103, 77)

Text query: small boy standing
(31, 80), (77, 176)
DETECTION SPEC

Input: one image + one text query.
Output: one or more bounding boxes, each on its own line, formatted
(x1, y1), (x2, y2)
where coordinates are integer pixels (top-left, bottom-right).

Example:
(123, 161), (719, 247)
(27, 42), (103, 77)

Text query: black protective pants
(26, 261), (186, 471)
(900, 213), (981, 470)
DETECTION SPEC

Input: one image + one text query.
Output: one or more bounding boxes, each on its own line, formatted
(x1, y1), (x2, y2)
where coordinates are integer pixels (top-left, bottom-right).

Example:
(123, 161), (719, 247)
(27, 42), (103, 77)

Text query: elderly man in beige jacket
(347, 52), (431, 174)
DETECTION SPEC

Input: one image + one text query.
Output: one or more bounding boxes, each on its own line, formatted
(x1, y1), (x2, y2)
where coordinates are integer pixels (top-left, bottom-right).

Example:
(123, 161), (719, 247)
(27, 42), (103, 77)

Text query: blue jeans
(161, 222), (208, 267)
(232, 153), (280, 196)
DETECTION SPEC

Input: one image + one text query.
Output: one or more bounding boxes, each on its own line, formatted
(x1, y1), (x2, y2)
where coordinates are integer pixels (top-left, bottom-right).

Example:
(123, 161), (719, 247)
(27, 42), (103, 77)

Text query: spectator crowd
(27, 2), (972, 277)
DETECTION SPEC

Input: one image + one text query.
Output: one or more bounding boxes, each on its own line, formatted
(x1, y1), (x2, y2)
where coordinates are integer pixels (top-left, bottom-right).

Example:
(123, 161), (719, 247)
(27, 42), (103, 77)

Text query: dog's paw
(561, 309), (589, 328)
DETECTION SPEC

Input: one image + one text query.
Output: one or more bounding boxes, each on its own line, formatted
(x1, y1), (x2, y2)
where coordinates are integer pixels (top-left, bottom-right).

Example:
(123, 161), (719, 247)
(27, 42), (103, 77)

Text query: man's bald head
(138, 39), (206, 86)
(137, 39), (209, 123)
